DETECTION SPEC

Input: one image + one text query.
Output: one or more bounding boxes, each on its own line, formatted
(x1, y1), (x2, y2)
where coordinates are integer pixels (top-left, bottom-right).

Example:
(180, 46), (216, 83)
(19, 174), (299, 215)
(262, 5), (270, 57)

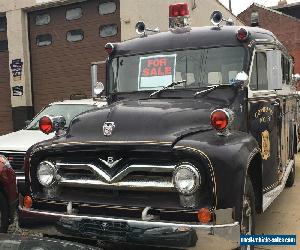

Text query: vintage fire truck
(19, 3), (299, 250)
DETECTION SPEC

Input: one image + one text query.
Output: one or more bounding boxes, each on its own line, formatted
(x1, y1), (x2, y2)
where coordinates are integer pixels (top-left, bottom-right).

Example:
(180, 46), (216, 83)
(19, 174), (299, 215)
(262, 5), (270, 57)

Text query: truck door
(248, 50), (282, 193)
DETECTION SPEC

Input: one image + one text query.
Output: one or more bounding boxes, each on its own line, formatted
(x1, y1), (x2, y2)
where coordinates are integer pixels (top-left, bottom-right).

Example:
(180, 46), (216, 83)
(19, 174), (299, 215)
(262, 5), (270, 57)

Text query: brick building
(238, 2), (300, 88)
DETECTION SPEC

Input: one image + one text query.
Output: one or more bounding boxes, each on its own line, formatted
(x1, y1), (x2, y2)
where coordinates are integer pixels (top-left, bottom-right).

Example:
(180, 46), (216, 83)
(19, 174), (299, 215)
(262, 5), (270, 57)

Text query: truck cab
(19, 4), (298, 250)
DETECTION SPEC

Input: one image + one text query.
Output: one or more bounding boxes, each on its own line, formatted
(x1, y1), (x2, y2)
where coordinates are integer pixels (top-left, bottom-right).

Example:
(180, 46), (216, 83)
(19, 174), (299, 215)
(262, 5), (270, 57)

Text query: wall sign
(138, 54), (176, 90)
(12, 86), (24, 96)
(10, 59), (23, 81)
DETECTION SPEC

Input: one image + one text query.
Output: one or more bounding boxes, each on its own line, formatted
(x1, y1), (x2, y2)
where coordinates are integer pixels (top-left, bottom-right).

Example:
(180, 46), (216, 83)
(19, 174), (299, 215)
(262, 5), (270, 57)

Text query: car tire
(239, 176), (256, 250)
(285, 159), (295, 188)
(0, 192), (9, 233)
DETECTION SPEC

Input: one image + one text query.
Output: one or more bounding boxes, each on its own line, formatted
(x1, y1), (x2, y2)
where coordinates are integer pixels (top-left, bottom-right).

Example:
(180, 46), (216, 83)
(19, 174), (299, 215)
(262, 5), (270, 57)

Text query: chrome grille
(56, 162), (176, 192)
(0, 151), (25, 171)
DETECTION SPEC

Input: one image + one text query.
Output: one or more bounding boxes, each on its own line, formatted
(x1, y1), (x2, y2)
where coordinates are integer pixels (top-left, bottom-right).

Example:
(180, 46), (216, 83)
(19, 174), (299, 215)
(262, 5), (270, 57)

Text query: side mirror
(233, 71), (249, 86)
(292, 74), (300, 82)
(94, 82), (104, 96)
(39, 115), (66, 135)
(91, 61), (106, 98)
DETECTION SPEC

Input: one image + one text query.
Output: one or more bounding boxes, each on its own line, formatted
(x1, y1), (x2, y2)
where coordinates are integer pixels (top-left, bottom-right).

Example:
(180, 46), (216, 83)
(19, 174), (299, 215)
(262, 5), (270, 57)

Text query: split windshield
(109, 46), (246, 94)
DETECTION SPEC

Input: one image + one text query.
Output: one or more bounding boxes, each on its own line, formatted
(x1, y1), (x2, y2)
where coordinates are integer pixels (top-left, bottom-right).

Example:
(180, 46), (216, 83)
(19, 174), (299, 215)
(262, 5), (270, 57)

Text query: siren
(135, 21), (146, 36)
(210, 10), (223, 26)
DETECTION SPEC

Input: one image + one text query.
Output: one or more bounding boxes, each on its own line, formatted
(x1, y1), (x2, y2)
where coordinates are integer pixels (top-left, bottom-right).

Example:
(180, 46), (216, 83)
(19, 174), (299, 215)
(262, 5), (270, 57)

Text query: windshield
(109, 47), (246, 94)
(26, 104), (97, 130)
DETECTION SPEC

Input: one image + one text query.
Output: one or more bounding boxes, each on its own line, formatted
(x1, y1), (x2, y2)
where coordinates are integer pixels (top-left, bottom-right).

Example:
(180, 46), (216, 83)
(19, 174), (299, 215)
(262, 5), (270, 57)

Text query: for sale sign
(138, 54), (176, 90)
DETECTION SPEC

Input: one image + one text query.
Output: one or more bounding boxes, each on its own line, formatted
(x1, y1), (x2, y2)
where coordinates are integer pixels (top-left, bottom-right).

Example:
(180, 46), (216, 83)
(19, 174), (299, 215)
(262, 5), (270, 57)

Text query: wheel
(240, 177), (256, 250)
(0, 192), (9, 233)
(285, 160), (295, 187)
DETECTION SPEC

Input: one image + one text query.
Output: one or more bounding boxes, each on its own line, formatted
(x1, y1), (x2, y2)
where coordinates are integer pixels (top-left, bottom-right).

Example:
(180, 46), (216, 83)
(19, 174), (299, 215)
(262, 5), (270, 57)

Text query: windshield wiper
(194, 84), (225, 97)
(149, 80), (187, 98)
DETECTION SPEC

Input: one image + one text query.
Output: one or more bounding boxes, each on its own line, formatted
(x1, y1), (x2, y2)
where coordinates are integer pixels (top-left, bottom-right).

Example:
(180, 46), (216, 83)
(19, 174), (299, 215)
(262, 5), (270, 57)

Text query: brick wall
(238, 4), (300, 88)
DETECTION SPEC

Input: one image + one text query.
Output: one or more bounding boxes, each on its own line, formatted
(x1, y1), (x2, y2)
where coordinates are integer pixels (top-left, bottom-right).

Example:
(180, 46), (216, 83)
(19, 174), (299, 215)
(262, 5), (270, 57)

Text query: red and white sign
(138, 54), (176, 90)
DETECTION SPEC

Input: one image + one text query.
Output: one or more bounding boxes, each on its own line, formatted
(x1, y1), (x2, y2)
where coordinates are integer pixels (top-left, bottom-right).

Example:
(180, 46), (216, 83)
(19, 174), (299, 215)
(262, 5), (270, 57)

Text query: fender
(174, 129), (262, 220)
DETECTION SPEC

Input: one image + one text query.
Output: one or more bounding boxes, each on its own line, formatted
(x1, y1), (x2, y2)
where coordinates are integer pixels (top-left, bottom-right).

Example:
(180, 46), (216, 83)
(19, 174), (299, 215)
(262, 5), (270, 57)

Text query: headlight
(0, 155), (11, 168)
(173, 163), (200, 195)
(37, 161), (57, 187)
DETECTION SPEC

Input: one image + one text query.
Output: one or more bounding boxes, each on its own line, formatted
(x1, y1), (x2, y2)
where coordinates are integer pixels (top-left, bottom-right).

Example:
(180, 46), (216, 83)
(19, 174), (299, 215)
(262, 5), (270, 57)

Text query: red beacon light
(169, 3), (190, 29)
(169, 3), (189, 17)
(210, 109), (234, 135)
(237, 28), (249, 41)
(39, 115), (66, 135)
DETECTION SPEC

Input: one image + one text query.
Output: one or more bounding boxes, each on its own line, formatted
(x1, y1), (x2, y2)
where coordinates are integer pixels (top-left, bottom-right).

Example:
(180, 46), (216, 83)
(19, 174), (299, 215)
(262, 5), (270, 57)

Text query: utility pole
(229, 0), (232, 12)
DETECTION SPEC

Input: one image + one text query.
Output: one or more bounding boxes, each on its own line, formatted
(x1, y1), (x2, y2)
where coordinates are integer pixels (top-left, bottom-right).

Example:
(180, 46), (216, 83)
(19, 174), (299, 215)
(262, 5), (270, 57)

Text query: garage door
(0, 17), (13, 135)
(28, 0), (120, 113)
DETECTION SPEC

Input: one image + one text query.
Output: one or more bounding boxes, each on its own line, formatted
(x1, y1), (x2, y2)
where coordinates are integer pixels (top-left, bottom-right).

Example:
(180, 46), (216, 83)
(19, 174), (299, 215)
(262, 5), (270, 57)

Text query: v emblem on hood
(99, 157), (122, 168)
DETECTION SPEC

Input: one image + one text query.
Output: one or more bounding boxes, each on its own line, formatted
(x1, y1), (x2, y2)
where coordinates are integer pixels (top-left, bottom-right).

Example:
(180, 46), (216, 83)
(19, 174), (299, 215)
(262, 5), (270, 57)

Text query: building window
(99, 1), (117, 15)
(36, 34), (52, 47)
(66, 29), (84, 42)
(35, 13), (50, 26)
(66, 7), (82, 21)
(0, 17), (7, 32)
(251, 11), (259, 27)
(100, 24), (118, 37)
(0, 40), (8, 51)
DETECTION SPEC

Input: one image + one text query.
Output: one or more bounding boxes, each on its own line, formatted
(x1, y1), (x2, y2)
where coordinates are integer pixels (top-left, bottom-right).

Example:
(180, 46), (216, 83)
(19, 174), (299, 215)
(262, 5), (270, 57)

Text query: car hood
(0, 129), (54, 152)
(66, 97), (228, 144)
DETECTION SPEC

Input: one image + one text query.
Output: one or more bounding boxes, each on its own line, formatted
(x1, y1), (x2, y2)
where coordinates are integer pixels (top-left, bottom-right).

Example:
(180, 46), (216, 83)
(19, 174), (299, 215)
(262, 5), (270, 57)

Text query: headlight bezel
(37, 161), (57, 187)
(173, 163), (201, 195)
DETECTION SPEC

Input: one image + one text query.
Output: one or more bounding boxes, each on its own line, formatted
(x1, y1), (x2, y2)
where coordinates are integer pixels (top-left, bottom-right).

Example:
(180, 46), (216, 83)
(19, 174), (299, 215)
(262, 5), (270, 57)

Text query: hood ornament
(103, 122), (115, 136)
(99, 157), (122, 168)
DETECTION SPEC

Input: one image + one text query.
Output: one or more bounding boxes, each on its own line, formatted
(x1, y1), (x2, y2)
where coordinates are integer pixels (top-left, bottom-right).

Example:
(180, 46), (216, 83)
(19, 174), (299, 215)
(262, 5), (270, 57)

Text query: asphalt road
(255, 154), (300, 250)
(8, 154), (300, 249)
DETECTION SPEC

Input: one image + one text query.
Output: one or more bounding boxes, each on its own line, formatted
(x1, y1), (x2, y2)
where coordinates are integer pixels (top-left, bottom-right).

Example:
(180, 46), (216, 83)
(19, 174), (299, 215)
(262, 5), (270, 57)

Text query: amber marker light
(23, 195), (33, 209)
(197, 208), (212, 223)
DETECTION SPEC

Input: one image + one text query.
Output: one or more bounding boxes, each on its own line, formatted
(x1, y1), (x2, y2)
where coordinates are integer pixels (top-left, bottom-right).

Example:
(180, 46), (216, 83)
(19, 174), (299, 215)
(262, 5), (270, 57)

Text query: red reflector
(211, 110), (229, 131)
(169, 3), (189, 17)
(23, 195), (32, 209)
(39, 116), (53, 134)
(237, 28), (249, 41)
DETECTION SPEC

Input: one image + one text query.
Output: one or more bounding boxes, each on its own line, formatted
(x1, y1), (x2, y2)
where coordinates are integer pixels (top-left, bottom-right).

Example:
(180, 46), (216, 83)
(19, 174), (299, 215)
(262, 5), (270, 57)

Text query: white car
(0, 98), (106, 193)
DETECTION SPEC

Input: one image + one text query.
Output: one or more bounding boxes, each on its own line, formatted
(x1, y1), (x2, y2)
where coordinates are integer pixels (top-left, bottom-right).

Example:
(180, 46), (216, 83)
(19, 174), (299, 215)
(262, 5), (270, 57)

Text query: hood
(67, 97), (228, 144)
(0, 129), (54, 152)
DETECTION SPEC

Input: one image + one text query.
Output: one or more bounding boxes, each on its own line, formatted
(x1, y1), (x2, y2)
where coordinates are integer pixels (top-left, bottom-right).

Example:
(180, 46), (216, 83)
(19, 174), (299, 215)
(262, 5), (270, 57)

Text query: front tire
(240, 177), (256, 250)
(0, 192), (9, 233)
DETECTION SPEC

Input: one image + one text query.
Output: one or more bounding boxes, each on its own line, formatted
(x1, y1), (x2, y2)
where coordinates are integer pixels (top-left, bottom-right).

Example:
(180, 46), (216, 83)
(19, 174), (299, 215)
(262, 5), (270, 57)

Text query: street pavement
(255, 154), (300, 249)
(8, 154), (300, 249)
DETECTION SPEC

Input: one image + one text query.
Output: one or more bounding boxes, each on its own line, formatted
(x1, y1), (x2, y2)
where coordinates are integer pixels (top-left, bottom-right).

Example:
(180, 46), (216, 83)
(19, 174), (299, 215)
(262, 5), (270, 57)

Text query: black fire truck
(19, 3), (299, 250)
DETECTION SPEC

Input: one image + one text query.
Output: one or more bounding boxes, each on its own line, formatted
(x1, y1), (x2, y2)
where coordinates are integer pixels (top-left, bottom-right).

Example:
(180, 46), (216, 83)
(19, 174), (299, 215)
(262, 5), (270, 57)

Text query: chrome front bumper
(19, 207), (240, 249)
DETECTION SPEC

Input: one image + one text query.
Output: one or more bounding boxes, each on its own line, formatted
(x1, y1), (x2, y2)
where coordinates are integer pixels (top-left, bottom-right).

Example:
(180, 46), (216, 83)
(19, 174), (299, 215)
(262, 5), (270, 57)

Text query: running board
(262, 159), (294, 212)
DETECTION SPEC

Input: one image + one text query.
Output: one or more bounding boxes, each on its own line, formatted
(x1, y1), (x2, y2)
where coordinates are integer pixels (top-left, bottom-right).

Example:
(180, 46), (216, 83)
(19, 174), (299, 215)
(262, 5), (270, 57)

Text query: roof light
(105, 43), (114, 55)
(237, 28), (249, 41)
(210, 109), (234, 133)
(169, 3), (189, 17)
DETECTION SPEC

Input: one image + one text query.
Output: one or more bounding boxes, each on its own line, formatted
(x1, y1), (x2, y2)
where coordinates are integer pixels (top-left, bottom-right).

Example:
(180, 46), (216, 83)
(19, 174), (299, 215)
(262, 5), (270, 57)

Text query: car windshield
(26, 104), (97, 130)
(109, 46), (246, 94)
